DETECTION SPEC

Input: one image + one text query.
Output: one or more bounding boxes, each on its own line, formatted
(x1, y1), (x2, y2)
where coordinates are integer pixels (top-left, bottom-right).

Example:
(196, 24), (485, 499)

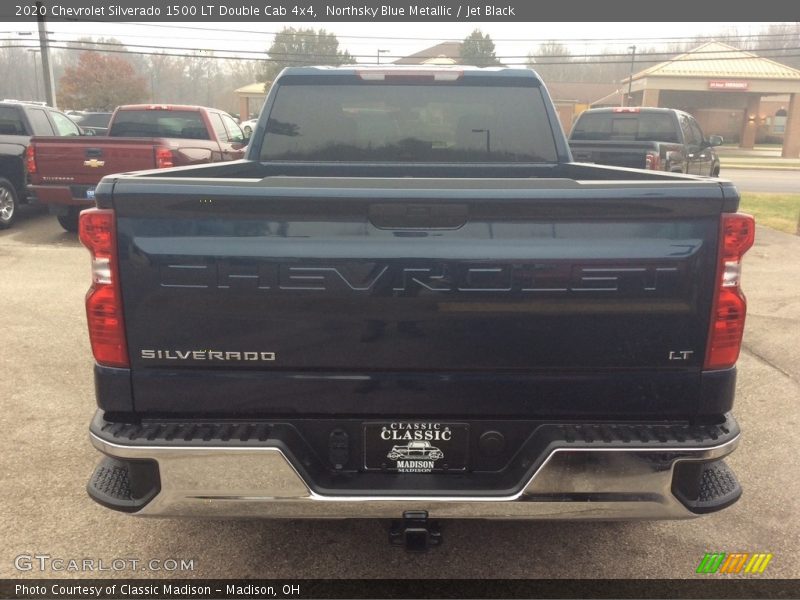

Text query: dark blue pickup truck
(569, 107), (723, 176)
(79, 66), (753, 547)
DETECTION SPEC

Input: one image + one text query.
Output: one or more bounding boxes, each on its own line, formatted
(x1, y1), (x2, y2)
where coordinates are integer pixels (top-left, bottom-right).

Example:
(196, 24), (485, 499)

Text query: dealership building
(600, 42), (800, 157)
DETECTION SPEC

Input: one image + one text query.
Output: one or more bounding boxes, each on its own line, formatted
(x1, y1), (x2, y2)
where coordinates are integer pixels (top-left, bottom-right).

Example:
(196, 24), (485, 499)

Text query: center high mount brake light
(356, 70), (463, 82)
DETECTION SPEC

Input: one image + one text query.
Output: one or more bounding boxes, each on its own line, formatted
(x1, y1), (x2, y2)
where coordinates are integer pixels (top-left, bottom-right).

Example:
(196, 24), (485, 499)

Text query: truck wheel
(0, 178), (18, 229)
(57, 208), (80, 233)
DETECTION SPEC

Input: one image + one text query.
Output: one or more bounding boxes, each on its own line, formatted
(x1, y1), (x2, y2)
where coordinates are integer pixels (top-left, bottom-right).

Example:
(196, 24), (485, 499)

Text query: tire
(0, 178), (18, 229)
(56, 207), (80, 233)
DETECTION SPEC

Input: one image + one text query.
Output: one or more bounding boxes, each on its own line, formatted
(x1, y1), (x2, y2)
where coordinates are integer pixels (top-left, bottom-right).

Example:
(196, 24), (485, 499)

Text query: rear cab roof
(275, 65), (545, 85)
(115, 104), (213, 112)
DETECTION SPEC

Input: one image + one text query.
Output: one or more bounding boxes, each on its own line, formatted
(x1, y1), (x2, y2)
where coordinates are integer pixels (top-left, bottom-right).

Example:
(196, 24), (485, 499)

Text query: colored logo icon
(697, 553), (773, 574)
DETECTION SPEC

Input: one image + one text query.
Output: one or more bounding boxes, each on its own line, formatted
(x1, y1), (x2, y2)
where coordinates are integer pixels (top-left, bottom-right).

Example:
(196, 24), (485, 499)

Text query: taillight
(645, 151), (661, 170)
(25, 145), (36, 174)
(705, 213), (755, 370)
(79, 208), (129, 368)
(155, 146), (174, 169)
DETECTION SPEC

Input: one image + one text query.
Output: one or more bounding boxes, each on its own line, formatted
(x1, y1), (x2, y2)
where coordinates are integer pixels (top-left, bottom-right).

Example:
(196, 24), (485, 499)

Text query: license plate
(364, 422), (469, 473)
(86, 188), (96, 200)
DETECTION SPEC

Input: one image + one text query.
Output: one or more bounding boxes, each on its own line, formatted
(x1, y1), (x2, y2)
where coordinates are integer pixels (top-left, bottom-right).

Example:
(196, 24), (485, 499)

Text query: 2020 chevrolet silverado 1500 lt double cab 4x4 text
(569, 107), (722, 176)
(27, 104), (247, 232)
(0, 100), (85, 229)
(81, 67), (753, 545)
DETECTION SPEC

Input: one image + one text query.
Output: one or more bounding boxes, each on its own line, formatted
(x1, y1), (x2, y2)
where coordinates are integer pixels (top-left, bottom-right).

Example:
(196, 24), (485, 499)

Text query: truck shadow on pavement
(136, 517), (666, 579)
(0, 207), (82, 247)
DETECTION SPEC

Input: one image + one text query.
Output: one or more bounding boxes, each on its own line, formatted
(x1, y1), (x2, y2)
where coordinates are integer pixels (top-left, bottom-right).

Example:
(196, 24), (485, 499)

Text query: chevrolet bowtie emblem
(83, 159), (105, 168)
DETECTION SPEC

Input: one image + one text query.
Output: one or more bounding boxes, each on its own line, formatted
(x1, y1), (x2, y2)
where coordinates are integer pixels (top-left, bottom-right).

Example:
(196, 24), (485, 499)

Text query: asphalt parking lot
(1, 206), (798, 580)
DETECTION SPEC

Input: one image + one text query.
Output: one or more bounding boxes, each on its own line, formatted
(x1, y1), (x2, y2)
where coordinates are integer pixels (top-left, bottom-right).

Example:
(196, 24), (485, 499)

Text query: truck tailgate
(30, 137), (162, 187)
(570, 141), (667, 169)
(109, 176), (727, 418)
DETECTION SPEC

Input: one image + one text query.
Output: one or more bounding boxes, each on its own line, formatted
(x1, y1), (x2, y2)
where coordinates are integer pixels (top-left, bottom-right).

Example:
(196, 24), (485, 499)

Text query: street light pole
(626, 45), (636, 107)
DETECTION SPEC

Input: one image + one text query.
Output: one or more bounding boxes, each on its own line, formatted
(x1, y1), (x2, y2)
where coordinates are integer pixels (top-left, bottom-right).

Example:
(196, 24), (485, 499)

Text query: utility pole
(626, 45), (636, 107)
(36, 1), (56, 107)
(28, 50), (41, 101)
(199, 50), (212, 106)
(472, 128), (491, 154)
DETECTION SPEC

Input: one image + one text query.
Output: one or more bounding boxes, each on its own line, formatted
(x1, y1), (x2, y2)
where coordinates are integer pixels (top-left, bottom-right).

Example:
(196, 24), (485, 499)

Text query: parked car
(569, 107), (722, 176)
(70, 112), (113, 136)
(240, 118), (258, 137)
(27, 104), (247, 231)
(0, 99), (86, 228)
(80, 67), (752, 546)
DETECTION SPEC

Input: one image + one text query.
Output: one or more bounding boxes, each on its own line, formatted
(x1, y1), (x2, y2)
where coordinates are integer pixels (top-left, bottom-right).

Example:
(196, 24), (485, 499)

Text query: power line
(5, 42), (800, 67)
(22, 27), (800, 51)
(0, 43), (343, 63)
(4, 37), (800, 63)
(41, 18), (799, 44)
(125, 21), (800, 44)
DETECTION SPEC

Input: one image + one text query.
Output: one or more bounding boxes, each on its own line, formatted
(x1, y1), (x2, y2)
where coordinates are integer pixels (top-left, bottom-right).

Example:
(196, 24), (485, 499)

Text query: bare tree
(528, 41), (573, 82)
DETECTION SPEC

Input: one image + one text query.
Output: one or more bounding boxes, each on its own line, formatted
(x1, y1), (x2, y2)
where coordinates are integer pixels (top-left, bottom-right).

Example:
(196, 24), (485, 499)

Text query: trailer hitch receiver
(389, 510), (442, 551)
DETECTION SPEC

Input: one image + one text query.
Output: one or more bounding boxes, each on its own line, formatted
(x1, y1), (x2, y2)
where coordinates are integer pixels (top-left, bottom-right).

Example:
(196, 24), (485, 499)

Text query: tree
(528, 41), (573, 82)
(460, 29), (501, 67)
(0, 44), (39, 101)
(58, 52), (147, 111)
(263, 27), (355, 84)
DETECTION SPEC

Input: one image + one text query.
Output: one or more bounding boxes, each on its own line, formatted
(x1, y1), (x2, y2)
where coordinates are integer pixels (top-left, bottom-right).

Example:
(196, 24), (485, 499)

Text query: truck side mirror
(708, 135), (723, 147)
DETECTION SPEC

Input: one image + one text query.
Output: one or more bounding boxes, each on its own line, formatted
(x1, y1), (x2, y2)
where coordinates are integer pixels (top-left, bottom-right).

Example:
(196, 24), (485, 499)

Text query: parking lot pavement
(1, 213), (798, 579)
(723, 169), (800, 193)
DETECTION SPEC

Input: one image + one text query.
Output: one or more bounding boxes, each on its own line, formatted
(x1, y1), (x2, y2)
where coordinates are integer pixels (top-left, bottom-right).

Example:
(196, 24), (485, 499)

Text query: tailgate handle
(85, 148), (103, 158)
(369, 203), (468, 229)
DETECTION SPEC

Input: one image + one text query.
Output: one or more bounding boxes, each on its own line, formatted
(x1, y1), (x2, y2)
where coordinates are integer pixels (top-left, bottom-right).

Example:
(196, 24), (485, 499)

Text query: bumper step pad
(672, 459), (742, 514)
(87, 456), (160, 513)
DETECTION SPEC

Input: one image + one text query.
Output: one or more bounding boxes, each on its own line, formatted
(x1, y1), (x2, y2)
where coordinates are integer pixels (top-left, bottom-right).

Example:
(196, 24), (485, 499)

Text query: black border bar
(2, 0), (799, 22)
(2, 579), (800, 599)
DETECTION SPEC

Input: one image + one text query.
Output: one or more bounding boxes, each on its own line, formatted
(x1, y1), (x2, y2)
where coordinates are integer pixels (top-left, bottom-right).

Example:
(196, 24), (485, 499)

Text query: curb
(721, 165), (800, 171)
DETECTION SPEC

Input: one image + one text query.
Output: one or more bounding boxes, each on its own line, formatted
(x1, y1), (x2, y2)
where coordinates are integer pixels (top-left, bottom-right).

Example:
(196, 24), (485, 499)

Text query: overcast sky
(3, 21), (783, 65)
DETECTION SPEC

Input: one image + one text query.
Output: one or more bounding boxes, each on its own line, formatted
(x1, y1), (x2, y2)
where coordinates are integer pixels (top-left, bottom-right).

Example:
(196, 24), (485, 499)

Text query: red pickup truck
(27, 104), (247, 231)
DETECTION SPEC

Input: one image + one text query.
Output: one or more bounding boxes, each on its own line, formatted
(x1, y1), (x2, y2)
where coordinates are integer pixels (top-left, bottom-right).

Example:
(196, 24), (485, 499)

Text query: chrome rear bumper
(89, 429), (740, 520)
